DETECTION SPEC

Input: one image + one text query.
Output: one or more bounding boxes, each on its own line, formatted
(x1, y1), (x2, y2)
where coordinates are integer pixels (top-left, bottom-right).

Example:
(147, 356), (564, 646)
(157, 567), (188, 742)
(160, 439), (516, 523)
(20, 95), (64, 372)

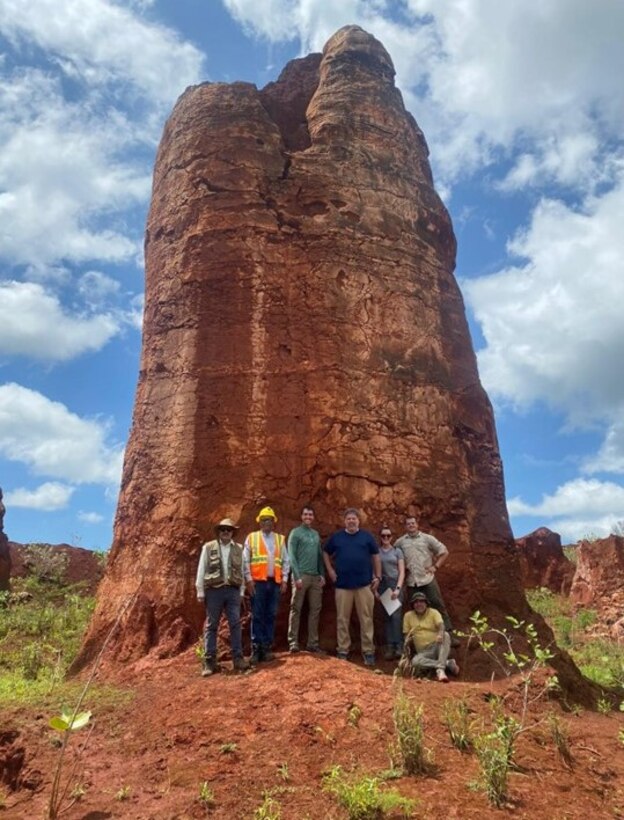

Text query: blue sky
(1, 0), (623, 549)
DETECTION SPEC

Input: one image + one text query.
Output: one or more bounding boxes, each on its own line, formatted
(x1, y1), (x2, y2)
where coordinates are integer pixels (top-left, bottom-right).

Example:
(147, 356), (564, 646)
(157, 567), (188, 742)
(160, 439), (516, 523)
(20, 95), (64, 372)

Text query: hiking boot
(250, 645), (263, 665)
(383, 645), (394, 661)
(201, 657), (218, 677)
(233, 657), (250, 672)
(446, 659), (460, 677)
(363, 653), (376, 667)
(306, 645), (326, 654)
(289, 644), (300, 654)
(337, 651), (349, 661)
(262, 645), (275, 662)
(436, 668), (449, 683)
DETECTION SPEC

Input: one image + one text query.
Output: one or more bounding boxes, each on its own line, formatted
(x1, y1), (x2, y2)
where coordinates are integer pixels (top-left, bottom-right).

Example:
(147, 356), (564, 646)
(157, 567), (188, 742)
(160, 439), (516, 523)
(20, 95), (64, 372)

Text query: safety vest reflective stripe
(248, 531), (284, 583)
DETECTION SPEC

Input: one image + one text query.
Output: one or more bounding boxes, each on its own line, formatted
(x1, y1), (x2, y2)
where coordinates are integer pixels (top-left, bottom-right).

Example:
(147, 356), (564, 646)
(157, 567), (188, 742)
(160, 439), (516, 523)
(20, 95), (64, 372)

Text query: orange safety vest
(248, 531), (285, 583)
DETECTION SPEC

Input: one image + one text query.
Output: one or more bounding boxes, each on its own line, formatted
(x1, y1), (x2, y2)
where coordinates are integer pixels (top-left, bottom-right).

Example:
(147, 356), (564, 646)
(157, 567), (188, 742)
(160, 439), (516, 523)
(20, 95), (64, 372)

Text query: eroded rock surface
(78, 25), (529, 669)
(570, 535), (624, 606)
(515, 527), (575, 595)
(0, 488), (10, 592)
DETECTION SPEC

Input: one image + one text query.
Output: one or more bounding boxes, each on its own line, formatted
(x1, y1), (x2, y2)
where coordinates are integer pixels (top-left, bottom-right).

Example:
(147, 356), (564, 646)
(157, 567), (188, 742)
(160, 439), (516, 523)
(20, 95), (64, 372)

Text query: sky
(1, 0), (623, 550)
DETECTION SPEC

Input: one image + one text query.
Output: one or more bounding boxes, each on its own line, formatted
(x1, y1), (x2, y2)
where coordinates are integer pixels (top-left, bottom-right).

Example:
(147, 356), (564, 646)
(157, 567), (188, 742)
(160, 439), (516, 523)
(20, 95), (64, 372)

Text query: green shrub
(322, 766), (416, 819)
(441, 697), (472, 752)
(392, 691), (433, 775)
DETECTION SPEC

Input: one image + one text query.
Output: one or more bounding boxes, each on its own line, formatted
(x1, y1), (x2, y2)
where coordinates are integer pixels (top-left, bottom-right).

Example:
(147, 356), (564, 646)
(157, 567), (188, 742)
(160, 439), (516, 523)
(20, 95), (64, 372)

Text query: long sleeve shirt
(243, 532), (290, 582)
(287, 525), (324, 580)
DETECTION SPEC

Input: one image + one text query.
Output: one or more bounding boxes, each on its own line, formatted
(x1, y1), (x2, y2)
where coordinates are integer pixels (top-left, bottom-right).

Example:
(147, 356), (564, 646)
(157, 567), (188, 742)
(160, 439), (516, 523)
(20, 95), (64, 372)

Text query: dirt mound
(3, 652), (623, 818)
(8, 542), (104, 593)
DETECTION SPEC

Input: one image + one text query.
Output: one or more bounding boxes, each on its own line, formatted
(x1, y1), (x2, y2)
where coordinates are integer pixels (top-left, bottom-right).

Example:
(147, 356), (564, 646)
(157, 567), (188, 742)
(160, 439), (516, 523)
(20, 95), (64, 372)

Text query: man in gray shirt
(394, 515), (454, 637)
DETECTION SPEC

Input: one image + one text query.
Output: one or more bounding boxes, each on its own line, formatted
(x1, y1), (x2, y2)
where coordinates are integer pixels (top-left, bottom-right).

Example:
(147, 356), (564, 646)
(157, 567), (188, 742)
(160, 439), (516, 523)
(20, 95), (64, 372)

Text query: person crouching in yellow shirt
(402, 591), (459, 682)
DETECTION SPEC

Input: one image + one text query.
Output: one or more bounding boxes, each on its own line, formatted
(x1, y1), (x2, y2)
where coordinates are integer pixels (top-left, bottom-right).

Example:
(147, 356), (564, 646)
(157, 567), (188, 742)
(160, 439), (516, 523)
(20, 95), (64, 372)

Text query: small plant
(219, 741), (238, 754)
(276, 762), (289, 782)
(548, 713), (573, 767)
(597, 696), (612, 715)
(347, 703), (363, 727)
(115, 785), (131, 801)
(198, 780), (215, 809)
(69, 783), (86, 800)
(618, 728), (624, 747)
(441, 697), (472, 752)
(253, 793), (281, 819)
(392, 690), (433, 775)
(322, 765), (416, 819)
(473, 729), (510, 808)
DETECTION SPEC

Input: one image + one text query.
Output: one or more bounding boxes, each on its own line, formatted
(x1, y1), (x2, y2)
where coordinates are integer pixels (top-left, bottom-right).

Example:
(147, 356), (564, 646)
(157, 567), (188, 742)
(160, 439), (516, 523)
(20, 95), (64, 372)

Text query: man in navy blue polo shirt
(323, 508), (381, 666)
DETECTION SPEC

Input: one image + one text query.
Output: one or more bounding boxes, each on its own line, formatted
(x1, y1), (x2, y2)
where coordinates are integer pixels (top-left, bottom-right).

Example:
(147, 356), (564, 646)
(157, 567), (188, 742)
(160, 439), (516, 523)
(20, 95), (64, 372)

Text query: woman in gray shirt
(376, 526), (405, 660)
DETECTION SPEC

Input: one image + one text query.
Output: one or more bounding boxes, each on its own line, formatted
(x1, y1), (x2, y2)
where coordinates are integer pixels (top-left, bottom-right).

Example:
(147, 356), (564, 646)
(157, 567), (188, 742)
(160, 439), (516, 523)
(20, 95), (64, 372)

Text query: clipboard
(379, 587), (402, 616)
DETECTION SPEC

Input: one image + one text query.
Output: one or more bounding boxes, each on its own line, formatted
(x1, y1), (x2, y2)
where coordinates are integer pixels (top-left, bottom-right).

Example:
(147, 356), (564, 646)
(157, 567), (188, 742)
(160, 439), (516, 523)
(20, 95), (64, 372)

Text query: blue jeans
(251, 579), (281, 647)
(204, 586), (243, 659)
(379, 581), (403, 647)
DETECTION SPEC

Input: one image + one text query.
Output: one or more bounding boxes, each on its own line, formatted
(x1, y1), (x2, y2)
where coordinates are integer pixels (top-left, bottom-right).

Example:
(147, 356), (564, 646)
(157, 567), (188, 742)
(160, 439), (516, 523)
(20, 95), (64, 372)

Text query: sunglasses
(218, 527), (234, 532)
(381, 533), (392, 539)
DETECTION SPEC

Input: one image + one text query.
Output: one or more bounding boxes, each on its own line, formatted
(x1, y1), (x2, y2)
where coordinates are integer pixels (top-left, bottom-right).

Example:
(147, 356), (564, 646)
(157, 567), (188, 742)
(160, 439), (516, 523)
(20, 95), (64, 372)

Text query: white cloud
(77, 271), (121, 307)
(0, 281), (120, 361)
(0, 383), (123, 485)
(464, 176), (624, 420)
(0, 0), (204, 105)
(4, 481), (74, 511)
(508, 478), (624, 518)
(78, 510), (105, 524)
(585, 420), (624, 475)
(509, 477), (624, 541)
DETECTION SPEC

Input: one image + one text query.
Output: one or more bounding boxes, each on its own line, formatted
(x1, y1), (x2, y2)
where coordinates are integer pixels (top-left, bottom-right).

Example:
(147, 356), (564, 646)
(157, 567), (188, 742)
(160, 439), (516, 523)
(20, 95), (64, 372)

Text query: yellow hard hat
(256, 505), (278, 523)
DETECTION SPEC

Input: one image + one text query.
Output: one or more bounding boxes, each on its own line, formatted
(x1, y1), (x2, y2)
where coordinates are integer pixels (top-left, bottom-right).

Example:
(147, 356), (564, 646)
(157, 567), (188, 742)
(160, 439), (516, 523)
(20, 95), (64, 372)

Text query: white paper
(379, 587), (402, 616)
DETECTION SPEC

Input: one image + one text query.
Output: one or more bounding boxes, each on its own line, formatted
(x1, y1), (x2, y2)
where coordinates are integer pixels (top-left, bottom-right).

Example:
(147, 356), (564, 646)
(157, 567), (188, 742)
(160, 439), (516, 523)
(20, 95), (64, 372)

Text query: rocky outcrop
(0, 489), (10, 592)
(77, 25), (529, 670)
(515, 527), (575, 595)
(9, 542), (104, 593)
(570, 535), (624, 606)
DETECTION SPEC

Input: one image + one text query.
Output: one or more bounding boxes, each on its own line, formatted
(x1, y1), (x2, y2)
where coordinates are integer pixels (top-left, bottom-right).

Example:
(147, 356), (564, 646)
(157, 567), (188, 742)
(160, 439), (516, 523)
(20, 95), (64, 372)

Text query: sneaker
(363, 653), (376, 667)
(436, 668), (449, 683)
(233, 657), (250, 672)
(250, 646), (263, 665)
(446, 659), (460, 677)
(289, 644), (300, 654)
(201, 657), (218, 677)
(337, 651), (349, 660)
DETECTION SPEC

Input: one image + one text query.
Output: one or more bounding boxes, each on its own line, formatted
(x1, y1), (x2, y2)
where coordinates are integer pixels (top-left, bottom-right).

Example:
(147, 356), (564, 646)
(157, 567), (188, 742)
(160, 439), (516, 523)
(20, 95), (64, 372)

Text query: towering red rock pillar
(78, 26), (526, 665)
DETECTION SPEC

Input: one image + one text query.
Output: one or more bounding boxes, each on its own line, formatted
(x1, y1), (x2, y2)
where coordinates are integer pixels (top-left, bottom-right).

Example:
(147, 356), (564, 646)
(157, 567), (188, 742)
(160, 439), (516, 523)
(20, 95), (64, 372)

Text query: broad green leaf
(49, 717), (70, 731)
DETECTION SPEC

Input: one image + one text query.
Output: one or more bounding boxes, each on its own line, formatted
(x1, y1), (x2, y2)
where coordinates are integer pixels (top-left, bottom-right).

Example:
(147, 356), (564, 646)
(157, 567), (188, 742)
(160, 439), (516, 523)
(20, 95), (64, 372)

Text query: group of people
(195, 505), (460, 682)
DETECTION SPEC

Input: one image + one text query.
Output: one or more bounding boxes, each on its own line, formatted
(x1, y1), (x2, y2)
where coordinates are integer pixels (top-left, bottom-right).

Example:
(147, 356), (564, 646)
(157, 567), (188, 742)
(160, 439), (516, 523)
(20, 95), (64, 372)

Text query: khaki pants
(410, 632), (451, 672)
(335, 586), (375, 654)
(288, 574), (323, 648)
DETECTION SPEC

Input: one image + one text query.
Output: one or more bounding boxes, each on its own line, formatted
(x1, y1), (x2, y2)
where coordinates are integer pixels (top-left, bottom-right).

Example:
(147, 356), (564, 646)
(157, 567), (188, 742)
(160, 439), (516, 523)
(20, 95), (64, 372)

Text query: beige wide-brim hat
(215, 518), (239, 530)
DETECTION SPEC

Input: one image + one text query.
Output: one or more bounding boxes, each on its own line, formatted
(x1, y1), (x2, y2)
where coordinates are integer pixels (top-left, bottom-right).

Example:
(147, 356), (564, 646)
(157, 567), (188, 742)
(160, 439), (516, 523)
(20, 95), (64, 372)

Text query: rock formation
(0, 488), (10, 592)
(570, 534), (624, 606)
(77, 25), (534, 669)
(9, 542), (104, 593)
(515, 527), (575, 595)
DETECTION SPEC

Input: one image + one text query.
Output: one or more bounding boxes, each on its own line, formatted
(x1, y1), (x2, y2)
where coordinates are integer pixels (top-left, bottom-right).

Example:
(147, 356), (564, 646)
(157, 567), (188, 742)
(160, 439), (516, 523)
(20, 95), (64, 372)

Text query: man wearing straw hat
(196, 517), (250, 676)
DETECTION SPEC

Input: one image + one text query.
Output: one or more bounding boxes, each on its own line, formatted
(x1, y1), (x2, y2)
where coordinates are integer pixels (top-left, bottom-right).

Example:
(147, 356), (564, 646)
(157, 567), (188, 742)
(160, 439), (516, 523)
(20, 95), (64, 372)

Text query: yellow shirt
(403, 608), (443, 651)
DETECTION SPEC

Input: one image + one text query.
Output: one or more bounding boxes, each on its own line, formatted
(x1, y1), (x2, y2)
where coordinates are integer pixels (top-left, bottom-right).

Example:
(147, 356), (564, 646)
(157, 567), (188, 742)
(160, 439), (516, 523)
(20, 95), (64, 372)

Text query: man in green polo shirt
(287, 505), (325, 653)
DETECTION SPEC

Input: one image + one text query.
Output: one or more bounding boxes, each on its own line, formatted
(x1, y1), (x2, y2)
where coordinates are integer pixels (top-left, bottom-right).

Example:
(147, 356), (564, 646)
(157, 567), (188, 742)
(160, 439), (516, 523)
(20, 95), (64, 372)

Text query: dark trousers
(407, 577), (453, 631)
(379, 581), (403, 647)
(204, 585), (243, 659)
(251, 579), (281, 647)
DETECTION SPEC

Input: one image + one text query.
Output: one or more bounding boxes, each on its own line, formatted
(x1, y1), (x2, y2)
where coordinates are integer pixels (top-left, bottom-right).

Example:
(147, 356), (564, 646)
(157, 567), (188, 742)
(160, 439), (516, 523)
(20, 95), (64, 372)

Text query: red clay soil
(2, 654), (623, 819)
